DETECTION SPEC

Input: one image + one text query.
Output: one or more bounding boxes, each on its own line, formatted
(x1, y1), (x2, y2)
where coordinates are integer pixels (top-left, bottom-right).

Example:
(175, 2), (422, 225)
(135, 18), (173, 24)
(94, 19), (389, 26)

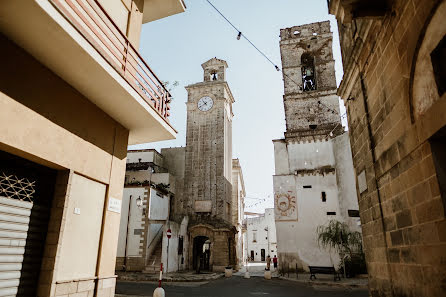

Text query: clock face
(197, 96), (214, 112)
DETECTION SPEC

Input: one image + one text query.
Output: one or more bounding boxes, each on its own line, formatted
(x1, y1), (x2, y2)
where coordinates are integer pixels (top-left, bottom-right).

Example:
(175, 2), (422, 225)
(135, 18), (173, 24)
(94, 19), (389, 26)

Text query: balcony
(142, 0), (186, 23)
(328, 0), (393, 23)
(0, 0), (177, 144)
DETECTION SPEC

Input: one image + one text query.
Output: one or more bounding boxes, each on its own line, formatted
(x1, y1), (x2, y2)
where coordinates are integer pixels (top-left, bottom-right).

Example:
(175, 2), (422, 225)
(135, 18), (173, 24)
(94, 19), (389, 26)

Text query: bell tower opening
(301, 52), (316, 91)
(202, 57), (228, 82)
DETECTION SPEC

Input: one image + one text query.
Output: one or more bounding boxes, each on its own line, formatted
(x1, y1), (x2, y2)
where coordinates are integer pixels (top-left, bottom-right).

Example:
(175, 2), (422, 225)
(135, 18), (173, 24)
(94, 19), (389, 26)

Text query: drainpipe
(123, 195), (132, 271)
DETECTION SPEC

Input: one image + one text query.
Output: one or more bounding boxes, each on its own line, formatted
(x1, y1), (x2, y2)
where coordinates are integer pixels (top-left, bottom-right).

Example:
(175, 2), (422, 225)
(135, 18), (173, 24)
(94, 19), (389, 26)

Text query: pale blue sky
(129, 0), (346, 213)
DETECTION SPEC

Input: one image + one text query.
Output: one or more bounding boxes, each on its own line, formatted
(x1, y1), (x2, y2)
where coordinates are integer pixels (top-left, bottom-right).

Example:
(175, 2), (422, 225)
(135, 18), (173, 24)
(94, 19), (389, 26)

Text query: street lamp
(264, 227), (269, 257)
(136, 196), (142, 208)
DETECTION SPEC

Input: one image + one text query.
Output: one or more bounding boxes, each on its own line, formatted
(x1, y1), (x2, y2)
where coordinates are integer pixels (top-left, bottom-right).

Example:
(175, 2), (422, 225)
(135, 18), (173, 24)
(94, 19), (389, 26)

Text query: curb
(118, 273), (224, 283)
(278, 276), (369, 289)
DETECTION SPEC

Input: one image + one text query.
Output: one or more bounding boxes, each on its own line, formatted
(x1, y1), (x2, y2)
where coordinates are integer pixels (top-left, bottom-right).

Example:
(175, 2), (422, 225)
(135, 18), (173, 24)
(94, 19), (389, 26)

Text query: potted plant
(225, 266), (233, 277)
(264, 267), (272, 279)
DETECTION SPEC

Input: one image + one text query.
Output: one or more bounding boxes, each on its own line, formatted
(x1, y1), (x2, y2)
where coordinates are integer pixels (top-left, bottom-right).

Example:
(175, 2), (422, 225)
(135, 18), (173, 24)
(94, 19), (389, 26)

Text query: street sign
(166, 229), (172, 239)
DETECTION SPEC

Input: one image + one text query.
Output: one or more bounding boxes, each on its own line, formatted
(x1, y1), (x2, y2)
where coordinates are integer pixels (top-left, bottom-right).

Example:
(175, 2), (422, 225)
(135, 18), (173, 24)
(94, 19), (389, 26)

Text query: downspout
(123, 195), (132, 271)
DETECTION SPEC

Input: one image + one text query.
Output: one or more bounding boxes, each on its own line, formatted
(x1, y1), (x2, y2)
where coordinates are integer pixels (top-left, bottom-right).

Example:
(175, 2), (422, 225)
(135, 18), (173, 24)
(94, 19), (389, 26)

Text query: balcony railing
(50, 0), (171, 120)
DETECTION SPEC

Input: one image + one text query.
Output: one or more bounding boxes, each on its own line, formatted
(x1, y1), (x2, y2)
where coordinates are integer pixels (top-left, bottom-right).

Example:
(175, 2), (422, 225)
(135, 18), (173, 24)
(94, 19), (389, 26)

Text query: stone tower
(182, 57), (234, 222)
(273, 21), (360, 272)
(181, 58), (236, 271)
(279, 21), (342, 138)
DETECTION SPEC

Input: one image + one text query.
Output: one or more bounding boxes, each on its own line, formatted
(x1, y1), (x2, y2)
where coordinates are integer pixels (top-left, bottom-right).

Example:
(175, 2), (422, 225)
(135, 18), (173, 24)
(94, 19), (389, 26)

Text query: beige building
(0, 0), (185, 296)
(329, 0), (446, 296)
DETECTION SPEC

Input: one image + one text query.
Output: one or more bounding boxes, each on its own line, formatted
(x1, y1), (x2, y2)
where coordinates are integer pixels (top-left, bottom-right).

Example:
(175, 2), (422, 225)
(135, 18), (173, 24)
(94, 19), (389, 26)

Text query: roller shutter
(0, 197), (51, 296)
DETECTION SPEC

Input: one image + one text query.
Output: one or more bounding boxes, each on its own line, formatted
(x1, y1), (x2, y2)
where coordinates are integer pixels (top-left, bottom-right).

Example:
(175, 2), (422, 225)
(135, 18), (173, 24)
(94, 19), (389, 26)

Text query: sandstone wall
(331, 0), (446, 296)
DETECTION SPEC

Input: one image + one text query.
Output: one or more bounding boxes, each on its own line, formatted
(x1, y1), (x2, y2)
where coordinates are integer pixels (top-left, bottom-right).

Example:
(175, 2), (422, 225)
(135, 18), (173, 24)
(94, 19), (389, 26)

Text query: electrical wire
(205, 0), (280, 71)
(205, 0), (348, 127)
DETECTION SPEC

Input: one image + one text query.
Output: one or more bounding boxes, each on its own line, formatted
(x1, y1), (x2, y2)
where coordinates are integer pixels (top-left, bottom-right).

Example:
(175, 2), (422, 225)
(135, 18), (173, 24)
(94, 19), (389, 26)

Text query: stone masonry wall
(331, 0), (446, 296)
(280, 21), (342, 138)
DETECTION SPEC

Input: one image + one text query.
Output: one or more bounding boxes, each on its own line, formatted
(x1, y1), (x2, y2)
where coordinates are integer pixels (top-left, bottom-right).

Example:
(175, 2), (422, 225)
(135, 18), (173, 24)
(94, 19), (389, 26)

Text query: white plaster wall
(127, 151), (155, 163)
(333, 133), (361, 230)
(246, 209), (277, 261)
(287, 140), (335, 171)
(148, 189), (169, 220)
(160, 217), (189, 272)
(275, 173), (341, 269)
(273, 140), (289, 175)
(117, 187), (146, 257)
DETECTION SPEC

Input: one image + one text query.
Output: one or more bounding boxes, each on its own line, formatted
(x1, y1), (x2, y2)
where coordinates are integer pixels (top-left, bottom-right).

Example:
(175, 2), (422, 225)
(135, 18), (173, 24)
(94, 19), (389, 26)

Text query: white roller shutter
(0, 197), (31, 297)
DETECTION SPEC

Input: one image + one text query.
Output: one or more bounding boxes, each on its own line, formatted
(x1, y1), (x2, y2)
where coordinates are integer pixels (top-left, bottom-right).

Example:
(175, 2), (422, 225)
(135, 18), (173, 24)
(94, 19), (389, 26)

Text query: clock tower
(182, 58), (236, 271)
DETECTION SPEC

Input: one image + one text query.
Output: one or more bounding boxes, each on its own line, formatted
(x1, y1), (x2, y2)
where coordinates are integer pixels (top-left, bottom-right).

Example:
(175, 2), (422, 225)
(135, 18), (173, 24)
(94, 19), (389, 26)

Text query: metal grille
(0, 172), (35, 202)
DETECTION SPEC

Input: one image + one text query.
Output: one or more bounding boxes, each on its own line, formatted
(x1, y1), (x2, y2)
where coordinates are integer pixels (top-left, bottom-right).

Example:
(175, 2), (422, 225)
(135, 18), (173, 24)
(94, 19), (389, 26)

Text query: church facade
(273, 21), (360, 272)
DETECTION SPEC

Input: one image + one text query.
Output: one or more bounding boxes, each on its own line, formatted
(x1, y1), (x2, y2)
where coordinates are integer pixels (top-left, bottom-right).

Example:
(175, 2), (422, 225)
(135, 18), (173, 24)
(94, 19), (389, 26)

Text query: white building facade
(273, 21), (360, 273)
(246, 209), (277, 262)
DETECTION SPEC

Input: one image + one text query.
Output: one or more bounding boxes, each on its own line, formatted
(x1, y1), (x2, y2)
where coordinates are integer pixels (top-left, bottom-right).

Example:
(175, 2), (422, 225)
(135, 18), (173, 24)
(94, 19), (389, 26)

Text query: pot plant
(225, 266), (233, 277)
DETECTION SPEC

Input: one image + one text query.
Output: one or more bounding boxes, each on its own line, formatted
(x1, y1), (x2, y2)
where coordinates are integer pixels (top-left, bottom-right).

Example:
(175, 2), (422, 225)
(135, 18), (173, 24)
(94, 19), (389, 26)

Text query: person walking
(266, 255), (271, 270)
(273, 255), (278, 270)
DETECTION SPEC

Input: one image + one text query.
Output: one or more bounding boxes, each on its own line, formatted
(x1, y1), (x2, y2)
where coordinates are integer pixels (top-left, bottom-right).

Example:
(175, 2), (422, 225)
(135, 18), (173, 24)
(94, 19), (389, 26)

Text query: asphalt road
(116, 277), (369, 297)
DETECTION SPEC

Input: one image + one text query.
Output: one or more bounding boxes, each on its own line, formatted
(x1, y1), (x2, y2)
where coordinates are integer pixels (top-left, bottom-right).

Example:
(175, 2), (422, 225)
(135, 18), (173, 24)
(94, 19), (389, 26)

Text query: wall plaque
(194, 200), (212, 212)
(108, 197), (121, 213)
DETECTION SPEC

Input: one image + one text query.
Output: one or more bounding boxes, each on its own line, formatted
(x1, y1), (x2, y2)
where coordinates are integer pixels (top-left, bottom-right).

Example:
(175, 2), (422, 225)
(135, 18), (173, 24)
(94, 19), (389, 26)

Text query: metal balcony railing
(50, 0), (171, 120)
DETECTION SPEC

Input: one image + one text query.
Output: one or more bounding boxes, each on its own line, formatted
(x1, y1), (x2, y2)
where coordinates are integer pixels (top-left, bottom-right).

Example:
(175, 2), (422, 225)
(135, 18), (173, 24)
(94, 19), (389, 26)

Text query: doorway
(261, 249), (266, 261)
(430, 125), (446, 208)
(193, 236), (211, 272)
(250, 250), (254, 261)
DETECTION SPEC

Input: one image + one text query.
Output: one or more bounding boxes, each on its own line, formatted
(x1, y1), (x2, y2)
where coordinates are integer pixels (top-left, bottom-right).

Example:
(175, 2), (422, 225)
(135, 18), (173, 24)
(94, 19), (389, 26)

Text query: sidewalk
(234, 262), (280, 278)
(279, 272), (369, 289)
(117, 271), (224, 282)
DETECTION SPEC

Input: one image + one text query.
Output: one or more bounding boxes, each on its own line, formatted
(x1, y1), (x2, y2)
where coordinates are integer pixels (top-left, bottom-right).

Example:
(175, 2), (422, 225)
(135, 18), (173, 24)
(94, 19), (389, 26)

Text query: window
(327, 211), (336, 215)
(253, 231), (257, 242)
(303, 185), (312, 189)
(348, 210), (360, 217)
(321, 192), (326, 202)
(431, 35), (446, 96)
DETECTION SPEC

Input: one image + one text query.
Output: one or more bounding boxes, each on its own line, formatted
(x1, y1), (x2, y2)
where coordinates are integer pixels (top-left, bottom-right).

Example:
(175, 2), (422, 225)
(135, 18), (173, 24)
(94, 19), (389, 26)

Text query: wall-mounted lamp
(136, 196), (142, 209)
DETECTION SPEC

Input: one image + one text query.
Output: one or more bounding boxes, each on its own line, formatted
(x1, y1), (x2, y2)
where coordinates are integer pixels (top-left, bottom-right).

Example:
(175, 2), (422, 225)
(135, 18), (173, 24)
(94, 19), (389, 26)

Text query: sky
(129, 0), (346, 214)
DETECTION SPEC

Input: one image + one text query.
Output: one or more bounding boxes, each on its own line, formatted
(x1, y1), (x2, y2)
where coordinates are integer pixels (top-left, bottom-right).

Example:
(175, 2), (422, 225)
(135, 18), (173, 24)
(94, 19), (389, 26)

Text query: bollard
(244, 260), (250, 279)
(153, 263), (164, 297)
(153, 287), (165, 297)
(264, 270), (272, 280)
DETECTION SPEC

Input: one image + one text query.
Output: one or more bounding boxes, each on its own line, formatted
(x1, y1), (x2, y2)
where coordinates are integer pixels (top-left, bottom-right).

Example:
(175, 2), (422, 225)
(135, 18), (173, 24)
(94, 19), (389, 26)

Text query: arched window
(301, 53), (316, 91)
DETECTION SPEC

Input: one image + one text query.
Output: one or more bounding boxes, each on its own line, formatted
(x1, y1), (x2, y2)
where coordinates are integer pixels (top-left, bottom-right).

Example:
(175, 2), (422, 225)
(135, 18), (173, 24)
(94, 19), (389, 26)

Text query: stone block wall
(331, 0), (446, 296)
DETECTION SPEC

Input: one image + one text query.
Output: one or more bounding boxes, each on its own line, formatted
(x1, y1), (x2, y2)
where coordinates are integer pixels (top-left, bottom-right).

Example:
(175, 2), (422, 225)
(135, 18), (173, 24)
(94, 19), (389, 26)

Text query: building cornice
(185, 81), (235, 103)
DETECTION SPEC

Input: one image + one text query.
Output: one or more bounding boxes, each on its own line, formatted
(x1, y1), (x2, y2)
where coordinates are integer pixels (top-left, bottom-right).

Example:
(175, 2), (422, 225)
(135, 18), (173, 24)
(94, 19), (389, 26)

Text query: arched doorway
(193, 236), (211, 272)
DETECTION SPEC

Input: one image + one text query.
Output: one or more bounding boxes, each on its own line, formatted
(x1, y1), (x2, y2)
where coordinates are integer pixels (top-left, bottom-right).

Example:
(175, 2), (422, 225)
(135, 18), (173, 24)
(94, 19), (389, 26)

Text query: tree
(316, 220), (364, 277)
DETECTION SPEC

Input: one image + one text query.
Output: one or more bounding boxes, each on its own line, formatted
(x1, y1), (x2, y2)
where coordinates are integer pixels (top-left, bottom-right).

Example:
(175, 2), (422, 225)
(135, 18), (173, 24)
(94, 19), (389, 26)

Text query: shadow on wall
(0, 34), (127, 160)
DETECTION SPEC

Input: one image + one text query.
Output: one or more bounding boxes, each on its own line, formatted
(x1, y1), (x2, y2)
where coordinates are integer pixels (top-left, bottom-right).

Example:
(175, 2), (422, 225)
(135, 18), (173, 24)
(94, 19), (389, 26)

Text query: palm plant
(317, 220), (362, 255)
(316, 220), (363, 277)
